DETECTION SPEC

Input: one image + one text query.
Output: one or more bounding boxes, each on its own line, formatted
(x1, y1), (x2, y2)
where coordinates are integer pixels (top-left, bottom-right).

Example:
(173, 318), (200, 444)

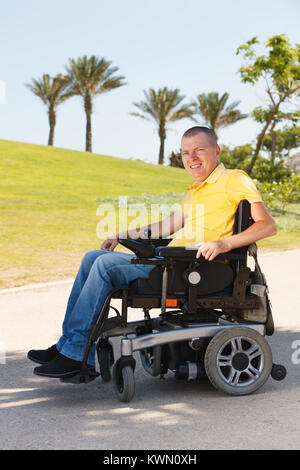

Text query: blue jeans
(56, 250), (154, 366)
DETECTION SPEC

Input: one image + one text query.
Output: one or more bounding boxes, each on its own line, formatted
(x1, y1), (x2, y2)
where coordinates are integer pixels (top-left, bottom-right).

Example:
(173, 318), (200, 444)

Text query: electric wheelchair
(61, 200), (286, 402)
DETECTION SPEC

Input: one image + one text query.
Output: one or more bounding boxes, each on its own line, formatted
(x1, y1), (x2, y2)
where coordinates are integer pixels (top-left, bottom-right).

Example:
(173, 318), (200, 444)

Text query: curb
(0, 279), (74, 295)
(259, 248), (300, 256)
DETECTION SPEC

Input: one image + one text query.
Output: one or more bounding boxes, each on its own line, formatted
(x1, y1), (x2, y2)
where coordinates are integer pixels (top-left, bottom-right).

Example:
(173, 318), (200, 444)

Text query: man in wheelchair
(28, 126), (286, 401)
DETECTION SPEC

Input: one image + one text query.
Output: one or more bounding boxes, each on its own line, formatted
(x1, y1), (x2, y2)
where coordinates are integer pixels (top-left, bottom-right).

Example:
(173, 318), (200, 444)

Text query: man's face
(181, 133), (220, 184)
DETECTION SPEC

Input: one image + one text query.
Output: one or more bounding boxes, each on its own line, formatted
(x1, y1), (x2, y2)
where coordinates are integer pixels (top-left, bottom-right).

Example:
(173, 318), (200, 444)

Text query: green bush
(169, 150), (184, 168)
(219, 144), (252, 172)
(251, 156), (292, 183)
(257, 173), (300, 210)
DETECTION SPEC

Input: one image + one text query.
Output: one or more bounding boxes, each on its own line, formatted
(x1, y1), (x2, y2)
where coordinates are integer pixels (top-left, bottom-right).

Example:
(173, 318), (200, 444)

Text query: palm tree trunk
(48, 105), (56, 146)
(158, 138), (165, 165)
(84, 93), (92, 152)
(85, 111), (92, 152)
(158, 124), (166, 165)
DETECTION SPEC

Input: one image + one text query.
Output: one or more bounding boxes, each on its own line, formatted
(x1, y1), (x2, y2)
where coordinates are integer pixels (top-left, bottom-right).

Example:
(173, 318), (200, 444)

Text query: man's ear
(216, 145), (221, 159)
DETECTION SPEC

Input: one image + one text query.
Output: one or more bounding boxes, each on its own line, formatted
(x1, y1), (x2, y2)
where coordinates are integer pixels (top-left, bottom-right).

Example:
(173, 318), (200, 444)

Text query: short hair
(182, 126), (218, 146)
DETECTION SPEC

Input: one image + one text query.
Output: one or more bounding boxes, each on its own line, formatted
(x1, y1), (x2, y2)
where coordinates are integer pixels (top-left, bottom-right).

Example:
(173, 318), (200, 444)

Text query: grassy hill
(0, 140), (192, 288)
(1, 140), (299, 289)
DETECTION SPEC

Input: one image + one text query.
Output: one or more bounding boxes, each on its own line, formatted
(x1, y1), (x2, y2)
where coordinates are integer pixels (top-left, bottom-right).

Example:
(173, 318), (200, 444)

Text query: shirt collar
(189, 163), (225, 190)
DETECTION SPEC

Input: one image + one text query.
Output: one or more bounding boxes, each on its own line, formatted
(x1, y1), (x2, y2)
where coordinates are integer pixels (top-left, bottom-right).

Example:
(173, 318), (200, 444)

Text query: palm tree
(26, 74), (72, 146)
(65, 55), (126, 152)
(130, 87), (196, 164)
(193, 92), (247, 138)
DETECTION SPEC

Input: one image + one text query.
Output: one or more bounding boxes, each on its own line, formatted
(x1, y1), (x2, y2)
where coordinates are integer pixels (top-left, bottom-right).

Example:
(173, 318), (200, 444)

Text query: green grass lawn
(1, 139), (299, 288)
(0, 140), (192, 288)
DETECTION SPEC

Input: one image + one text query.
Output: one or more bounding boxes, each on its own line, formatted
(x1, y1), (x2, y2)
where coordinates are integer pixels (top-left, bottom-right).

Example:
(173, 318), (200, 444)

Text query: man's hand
(101, 236), (119, 251)
(196, 240), (229, 261)
(101, 229), (129, 251)
(195, 202), (277, 261)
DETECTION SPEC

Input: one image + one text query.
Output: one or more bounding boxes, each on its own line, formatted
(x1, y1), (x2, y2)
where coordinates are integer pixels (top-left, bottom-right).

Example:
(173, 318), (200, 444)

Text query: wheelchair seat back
(127, 199), (253, 298)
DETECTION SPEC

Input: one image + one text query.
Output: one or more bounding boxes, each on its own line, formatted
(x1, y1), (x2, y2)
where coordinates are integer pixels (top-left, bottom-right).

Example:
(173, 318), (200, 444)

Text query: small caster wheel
(112, 360), (135, 403)
(271, 363), (287, 381)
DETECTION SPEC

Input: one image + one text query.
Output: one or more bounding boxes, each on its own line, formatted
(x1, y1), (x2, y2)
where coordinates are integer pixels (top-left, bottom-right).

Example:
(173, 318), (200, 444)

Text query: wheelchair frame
(61, 201), (286, 402)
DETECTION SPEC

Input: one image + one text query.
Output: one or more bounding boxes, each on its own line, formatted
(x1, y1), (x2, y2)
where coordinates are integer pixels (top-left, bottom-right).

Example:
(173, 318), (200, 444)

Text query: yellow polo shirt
(169, 163), (262, 247)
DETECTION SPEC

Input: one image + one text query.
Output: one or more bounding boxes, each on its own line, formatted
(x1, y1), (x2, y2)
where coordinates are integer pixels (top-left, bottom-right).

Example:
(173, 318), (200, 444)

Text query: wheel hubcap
(216, 336), (264, 387)
(232, 352), (249, 371)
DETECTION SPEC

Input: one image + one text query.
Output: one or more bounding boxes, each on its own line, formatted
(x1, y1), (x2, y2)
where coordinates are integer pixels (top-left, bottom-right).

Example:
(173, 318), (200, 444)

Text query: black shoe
(33, 353), (95, 378)
(27, 345), (59, 365)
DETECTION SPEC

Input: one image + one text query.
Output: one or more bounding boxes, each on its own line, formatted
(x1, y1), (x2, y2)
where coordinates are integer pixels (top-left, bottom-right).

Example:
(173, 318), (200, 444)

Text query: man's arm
(196, 202), (277, 261)
(101, 209), (185, 251)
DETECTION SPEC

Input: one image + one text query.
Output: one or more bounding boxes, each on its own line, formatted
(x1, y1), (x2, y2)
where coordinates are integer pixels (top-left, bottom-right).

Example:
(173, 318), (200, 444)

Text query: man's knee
(92, 252), (135, 280)
(81, 249), (107, 270)
(93, 252), (124, 269)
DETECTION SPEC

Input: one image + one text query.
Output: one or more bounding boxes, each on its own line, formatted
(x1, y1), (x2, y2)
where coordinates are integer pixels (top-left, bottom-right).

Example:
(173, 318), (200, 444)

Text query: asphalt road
(0, 250), (299, 450)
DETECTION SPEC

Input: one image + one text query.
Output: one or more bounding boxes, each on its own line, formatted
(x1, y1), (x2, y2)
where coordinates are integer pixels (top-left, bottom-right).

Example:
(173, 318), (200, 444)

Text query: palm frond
(131, 87), (195, 125)
(130, 87), (196, 164)
(195, 91), (247, 132)
(128, 111), (151, 121)
(65, 55), (126, 96)
(218, 110), (248, 128)
(25, 74), (73, 106)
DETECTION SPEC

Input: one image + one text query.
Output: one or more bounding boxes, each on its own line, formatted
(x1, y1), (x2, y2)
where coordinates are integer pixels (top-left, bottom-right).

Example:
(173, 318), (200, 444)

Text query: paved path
(0, 251), (299, 450)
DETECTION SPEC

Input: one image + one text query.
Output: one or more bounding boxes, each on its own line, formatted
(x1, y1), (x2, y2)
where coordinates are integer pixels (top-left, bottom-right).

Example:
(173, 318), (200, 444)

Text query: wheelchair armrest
(135, 238), (172, 247)
(157, 246), (247, 261)
(118, 237), (172, 258)
(118, 238), (247, 262)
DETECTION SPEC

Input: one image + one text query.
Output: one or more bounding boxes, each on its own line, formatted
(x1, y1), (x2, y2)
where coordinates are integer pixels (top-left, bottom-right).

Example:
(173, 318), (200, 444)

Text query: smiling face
(181, 133), (220, 184)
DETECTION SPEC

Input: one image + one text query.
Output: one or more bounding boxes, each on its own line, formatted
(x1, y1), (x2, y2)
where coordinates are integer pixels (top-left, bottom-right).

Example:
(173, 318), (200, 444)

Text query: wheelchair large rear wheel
(204, 327), (273, 396)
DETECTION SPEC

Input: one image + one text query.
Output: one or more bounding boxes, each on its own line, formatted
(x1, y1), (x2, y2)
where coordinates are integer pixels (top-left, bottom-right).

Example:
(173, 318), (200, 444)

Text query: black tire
(113, 364), (135, 403)
(271, 363), (287, 381)
(98, 346), (113, 382)
(204, 327), (273, 396)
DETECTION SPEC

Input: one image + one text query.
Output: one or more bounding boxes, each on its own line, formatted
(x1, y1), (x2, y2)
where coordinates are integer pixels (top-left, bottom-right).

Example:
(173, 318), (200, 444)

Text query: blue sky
(0, 0), (299, 164)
